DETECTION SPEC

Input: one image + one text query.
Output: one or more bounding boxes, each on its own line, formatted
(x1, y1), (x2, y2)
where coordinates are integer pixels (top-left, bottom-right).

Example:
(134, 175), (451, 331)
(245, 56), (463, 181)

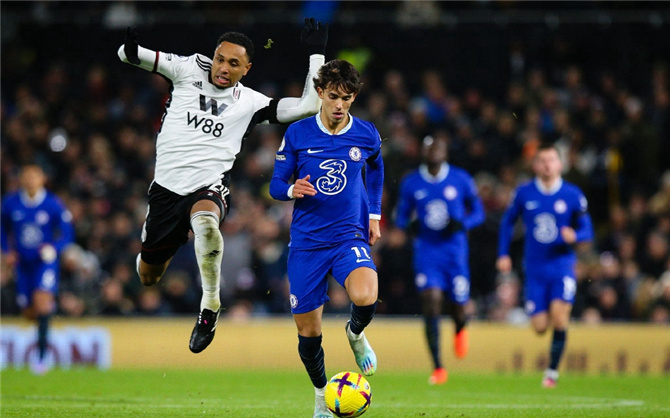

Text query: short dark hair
(313, 59), (363, 95)
(216, 32), (255, 61)
(537, 142), (559, 154)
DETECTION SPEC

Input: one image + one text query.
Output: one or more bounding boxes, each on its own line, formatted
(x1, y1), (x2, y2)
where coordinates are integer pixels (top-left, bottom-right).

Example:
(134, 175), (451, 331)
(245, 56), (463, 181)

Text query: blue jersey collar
(534, 177), (563, 195)
(419, 163), (449, 183)
(20, 188), (47, 207)
(316, 111), (354, 135)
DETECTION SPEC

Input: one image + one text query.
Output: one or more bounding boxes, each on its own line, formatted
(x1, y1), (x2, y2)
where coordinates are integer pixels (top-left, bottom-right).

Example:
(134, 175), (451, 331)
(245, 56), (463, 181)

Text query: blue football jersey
(498, 178), (593, 268)
(1, 189), (74, 263)
(270, 113), (383, 248)
(395, 163), (484, 246)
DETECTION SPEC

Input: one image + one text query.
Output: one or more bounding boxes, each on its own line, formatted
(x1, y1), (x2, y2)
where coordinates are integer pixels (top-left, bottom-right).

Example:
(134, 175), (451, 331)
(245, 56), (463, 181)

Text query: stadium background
(2, 1), (670, 374)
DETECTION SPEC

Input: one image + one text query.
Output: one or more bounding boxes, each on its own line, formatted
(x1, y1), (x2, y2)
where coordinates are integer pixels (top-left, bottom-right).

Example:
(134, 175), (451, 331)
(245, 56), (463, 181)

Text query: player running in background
(117, 18), (328, 353)
(394, 134), (484, 385)
(1, 165), (74, 374)
(269, 59), (383, 418)
(497, 143), (593, 388)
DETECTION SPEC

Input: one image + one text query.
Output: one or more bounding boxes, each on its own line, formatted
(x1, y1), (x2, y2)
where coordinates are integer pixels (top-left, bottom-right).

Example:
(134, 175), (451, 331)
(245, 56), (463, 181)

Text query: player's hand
(441, 219), (464, 237)
(292, 175), (317, 198)
(496, 255), (512, 273)
(369, 219), (381, 246)
(1, 251), (19, 269)
(560, 226), (577, 244)
(124, 27), (141, 65)
(300, 17), (329, 55)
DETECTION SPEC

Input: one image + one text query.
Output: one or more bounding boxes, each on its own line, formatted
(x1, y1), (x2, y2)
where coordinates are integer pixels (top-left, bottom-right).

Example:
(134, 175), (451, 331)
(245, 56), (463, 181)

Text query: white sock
(191, 211), (222, 312)
(135, 253), (142, 277)
(347, 323), (363, 341)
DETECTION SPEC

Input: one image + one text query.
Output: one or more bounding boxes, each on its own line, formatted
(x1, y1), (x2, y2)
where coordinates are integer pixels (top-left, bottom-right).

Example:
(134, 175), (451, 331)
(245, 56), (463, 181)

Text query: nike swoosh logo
(356, 259), (369, 263)
(307, 149), (324, 154)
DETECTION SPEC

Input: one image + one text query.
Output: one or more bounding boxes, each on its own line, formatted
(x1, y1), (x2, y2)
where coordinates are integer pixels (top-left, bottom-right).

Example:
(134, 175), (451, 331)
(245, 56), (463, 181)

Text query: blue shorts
(15, 260), (59, 309)
(413, 241), (470, 304)
(287, 239), (377, 314)
(524, 264), (577, 316)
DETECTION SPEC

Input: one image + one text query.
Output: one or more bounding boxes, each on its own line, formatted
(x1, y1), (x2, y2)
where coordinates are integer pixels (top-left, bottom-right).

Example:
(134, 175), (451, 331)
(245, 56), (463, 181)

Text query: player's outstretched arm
(117, 27), (160, 72)
(275, 18), (328, 123)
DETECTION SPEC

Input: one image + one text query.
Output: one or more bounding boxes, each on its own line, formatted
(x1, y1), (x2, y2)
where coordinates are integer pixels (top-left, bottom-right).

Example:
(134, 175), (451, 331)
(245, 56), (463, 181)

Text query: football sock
(348, 302), (377, 335)
(549, 329), (567, 370)
(424, 316), (442, 369)
(135, 253), (141, 277)
(298, 334), (327, 388)
(454, 318), (467, 334)
(191, 211), (222, 312)
(37, 315), (50, 361)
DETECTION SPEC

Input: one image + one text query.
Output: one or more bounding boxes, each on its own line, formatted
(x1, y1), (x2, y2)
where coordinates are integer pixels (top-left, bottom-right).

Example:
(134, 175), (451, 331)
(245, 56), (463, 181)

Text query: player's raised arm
(275, 18), (328, 123)
(117, 27), (158, 72)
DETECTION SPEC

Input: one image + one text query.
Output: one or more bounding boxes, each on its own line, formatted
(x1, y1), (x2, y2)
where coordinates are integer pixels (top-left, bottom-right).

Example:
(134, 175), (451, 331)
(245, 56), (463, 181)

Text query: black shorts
(140, 175), (231, 265)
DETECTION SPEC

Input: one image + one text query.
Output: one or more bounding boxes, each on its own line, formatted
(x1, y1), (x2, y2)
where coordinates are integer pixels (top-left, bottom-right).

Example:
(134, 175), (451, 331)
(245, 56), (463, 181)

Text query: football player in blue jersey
(1, 165), (74, 374)
(394, 134), (485, 385)
(270, 59), (383, 418)
(497, 143), (593, 388)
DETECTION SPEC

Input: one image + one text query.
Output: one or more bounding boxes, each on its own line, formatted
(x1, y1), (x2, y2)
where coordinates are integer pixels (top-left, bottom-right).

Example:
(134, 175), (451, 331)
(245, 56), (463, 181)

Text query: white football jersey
(152, 51), (273, 195)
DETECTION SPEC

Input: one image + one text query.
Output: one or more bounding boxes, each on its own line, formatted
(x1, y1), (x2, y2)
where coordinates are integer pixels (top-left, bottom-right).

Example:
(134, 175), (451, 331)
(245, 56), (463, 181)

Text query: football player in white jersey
(117, 18), (328, 353)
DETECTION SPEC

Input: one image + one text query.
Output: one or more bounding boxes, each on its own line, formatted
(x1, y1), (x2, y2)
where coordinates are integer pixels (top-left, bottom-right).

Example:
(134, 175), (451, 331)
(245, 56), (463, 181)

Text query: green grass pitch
(1, 369), (668, 417)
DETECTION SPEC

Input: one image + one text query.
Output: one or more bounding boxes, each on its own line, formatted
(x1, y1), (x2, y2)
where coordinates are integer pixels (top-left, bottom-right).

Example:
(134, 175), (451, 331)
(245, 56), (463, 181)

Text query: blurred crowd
(2, 3), (669, 324)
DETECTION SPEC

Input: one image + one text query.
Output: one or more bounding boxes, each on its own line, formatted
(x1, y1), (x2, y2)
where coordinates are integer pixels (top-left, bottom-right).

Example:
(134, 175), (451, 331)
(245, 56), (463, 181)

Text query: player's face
(20, 165), (46, 195)
(533, 148), (563, 181)
(423, 137), (447, 165)
(317, 85), (357, 128)
(211, 42), (252, 88)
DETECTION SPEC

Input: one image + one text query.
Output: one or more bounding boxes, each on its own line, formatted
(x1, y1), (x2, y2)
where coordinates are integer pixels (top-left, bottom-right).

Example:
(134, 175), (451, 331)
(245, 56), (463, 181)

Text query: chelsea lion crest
(349, 147), (361, 161)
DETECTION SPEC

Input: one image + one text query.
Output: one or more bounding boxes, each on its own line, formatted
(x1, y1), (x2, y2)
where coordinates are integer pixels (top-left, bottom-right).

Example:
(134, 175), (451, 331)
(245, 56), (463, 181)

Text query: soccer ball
(324, 371), (372, 417)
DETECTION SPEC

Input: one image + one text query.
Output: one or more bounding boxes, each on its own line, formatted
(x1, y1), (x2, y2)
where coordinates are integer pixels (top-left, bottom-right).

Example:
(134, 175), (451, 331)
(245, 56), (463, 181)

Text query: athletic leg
(295, 307), (331, 418)
(421, 287), (448, 384)
(344, 267), (378, 376)
(188, 199), (223, 353)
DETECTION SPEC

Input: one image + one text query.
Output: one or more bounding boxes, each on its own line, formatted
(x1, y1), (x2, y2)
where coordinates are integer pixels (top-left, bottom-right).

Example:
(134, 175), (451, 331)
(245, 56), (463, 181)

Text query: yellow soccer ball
(324, 371), (372, 417)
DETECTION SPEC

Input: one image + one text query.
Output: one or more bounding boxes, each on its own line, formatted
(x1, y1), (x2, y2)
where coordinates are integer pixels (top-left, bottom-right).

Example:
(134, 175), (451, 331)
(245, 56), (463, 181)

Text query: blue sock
(298, 334), (327, 388)
(424, 316), (442, 369)
(37, 315), (50, 361)
(348, 302), (377, 335)
(549, 329), (567, 370)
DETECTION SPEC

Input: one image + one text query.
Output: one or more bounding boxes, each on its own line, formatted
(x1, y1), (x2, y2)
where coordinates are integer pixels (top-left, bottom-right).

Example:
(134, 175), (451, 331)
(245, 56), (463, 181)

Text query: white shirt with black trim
(146, 51), (272, 195)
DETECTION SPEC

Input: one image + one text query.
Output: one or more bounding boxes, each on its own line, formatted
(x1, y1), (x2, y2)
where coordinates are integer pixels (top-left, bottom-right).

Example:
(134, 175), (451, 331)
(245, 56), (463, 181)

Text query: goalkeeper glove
(300, 17), (328, 55)
(124, 27), (141, 65)
(441, 219), (464, 237)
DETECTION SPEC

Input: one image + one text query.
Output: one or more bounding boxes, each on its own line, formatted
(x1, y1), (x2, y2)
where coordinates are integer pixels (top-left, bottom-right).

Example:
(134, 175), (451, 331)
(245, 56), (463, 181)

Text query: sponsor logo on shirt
(192, 81), (203, 90)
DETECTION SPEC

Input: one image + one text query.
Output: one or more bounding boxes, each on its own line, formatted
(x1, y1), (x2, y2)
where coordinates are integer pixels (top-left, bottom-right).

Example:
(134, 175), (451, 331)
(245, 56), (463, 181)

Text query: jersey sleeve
(51, 197), (74, 253)
(118, 44), (192, 81)
(462, 174), (485, 230)
(365, 130), (384, 219)
(572, 190), (594, 243)
(269, 130), (298, 201)
(1, 198), (11, 253)
(394, 176), (415, 230)
(274, 54), (324, 123)
(498, 188), (522, 257)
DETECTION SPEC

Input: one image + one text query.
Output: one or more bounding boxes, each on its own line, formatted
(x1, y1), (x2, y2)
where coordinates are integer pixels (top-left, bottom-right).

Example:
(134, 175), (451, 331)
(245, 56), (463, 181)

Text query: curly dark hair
(313, 59), (362, 94)
(216, 32), (255, 61)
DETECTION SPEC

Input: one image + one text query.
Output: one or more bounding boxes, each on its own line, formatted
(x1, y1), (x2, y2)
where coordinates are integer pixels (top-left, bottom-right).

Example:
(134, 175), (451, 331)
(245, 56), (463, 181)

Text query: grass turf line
(1, 369), (668, 417)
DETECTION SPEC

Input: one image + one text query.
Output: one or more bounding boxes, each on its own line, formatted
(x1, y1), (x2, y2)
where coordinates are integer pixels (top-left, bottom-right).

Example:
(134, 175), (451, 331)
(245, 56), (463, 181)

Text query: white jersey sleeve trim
(117, 44), (159, 73)
(275, 54), (324, 123)
(369, 214), (382, 220)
